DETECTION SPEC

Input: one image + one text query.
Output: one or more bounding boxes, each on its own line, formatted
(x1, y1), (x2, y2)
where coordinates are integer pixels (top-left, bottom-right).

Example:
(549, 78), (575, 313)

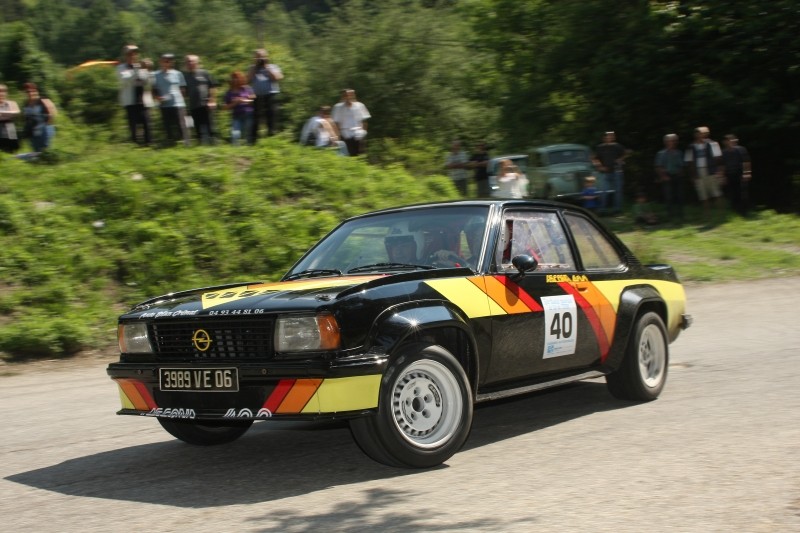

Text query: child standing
(581, 176), (600, 212)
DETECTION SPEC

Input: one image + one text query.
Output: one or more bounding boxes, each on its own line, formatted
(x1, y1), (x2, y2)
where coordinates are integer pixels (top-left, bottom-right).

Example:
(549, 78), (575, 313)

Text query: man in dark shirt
(592, 131), (629, 213)
(721, 134), (752, 216)
(470, 141), (490, 198)
(184, 55), (218, 145)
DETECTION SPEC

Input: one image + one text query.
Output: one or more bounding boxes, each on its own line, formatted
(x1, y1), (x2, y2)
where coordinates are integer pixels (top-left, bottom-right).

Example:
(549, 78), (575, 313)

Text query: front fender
(366, 300), (476, 356)
(604, 286), (667, 371)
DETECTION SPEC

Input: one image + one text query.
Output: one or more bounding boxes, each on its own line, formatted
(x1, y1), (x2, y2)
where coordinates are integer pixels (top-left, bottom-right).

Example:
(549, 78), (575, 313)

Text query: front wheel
(158, 418), (253, 446)
(350, 343), (473, 468)
(606, 311), (669, 401)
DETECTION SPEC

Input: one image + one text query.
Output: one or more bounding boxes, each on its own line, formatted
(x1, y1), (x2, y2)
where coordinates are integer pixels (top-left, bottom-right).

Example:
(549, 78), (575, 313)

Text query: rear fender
(604, 286), (667, 371)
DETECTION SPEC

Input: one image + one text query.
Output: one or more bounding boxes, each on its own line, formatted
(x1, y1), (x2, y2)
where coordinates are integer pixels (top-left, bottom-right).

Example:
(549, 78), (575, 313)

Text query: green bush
(0, 138), (457, 360)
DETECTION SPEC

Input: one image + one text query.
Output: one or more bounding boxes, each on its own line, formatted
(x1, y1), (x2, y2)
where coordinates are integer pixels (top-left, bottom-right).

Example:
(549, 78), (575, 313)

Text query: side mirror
(511, 254), (538, 279)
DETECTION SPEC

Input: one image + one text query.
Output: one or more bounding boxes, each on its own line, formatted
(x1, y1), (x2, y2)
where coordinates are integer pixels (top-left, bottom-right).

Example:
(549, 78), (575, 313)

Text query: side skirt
(475, 370), (607, 403)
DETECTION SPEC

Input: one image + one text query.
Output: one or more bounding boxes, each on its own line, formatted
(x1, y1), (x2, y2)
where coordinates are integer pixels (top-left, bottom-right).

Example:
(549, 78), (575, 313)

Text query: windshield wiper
(347, 263), (435, 274)
(284, 268), (343, 281)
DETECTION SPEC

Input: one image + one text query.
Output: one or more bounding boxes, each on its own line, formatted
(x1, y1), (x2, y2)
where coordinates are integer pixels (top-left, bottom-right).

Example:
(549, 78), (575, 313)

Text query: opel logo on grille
(192, 329), (212, 352)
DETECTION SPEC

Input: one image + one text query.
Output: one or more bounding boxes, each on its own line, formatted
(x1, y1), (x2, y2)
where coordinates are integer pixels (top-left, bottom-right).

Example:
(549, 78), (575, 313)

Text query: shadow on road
(6, 381), (627, 508)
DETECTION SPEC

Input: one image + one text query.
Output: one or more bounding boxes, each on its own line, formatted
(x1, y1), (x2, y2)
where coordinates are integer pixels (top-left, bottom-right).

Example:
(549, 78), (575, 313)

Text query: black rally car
(108, 200), (691, 468)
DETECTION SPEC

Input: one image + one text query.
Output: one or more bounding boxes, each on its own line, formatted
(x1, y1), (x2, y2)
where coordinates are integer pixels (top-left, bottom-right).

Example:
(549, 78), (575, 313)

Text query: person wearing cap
(247, 49), (283, 140)
(116, 44), (152, 146)
(655, 133), (685, 222)
(153, 53), (189, 146)
(184, 54), (219, 145)
(591, 131), (630, 214)
(684, 126), (723, 216)
(721, 134), (752, 216)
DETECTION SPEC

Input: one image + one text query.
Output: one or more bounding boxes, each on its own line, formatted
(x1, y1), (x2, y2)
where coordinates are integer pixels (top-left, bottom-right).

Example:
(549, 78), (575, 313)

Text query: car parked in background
(108, 200), (691, 468)
(528, 144), (595, 200)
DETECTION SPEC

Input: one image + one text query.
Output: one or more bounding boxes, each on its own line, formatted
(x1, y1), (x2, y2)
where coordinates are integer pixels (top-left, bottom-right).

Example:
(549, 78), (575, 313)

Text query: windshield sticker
(542, 294), (578, 358)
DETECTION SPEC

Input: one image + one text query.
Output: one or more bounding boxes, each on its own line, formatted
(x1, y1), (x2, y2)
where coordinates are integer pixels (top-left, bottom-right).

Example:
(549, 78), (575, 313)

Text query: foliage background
(1, 0), (799, 359)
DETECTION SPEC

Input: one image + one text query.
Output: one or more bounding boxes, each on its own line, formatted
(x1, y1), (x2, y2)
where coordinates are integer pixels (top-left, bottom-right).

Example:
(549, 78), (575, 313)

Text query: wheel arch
(605, 286), (668, 370)
(366, 301), (479, 394)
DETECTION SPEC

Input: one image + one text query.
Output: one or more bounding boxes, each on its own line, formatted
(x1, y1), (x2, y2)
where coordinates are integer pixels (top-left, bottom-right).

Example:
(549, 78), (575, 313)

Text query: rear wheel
(158, 418), (253, 445)
(350, 343), (473, 468)
(606, 311), (668, 401)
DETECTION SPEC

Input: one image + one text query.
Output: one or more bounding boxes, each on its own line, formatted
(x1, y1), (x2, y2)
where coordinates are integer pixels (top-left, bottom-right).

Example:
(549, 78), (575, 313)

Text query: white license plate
(159, 368), (239, 392)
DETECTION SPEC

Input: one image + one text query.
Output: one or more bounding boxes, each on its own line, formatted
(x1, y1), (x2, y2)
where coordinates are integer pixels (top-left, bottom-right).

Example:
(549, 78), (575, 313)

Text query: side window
(565, 214), (624, 270)
(495, 211), (575, 272)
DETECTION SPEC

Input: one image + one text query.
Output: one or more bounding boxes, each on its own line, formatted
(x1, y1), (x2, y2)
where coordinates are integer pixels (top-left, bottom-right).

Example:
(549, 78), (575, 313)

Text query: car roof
(489, 154), (528, 163)
(534, 143), (590, 153)
(347, 199), (593, 220)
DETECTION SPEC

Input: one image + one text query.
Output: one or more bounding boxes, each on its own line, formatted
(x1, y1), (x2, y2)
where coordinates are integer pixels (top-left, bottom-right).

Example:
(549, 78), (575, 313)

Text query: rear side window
(564, 214), (624, 270)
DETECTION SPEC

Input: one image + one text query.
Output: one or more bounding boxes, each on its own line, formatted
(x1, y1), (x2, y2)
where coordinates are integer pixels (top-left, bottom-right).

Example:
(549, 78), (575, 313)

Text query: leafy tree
(296, 0), (499, 148)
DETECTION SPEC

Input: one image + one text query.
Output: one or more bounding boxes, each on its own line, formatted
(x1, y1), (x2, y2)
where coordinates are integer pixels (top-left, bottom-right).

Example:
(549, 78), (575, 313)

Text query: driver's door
(484, 209), (599, 385)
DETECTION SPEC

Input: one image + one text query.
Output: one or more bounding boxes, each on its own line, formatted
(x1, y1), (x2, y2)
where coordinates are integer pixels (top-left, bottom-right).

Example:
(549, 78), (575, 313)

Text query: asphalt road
(2, 277), (799, 532)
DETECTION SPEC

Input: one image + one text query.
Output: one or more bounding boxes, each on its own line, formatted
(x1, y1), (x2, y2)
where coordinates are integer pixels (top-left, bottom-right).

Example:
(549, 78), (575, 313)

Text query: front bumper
(107, 354), (388, 421)
(681, 313), (693, 330)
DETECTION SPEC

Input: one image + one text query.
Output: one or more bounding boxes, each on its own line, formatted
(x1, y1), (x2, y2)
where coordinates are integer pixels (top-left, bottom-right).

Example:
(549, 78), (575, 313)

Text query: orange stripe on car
(275, 379), (323, 413)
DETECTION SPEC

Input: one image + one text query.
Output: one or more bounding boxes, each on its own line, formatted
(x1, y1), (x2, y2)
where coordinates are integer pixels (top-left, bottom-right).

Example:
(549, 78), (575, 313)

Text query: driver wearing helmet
(384, 233), (418, 264)
(419, 227), (464, 268)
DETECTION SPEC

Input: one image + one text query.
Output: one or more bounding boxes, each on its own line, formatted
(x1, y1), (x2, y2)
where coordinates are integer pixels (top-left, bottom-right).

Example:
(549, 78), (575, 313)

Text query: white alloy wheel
(391, 359), (463, 449)
(638, 323), (667, 388)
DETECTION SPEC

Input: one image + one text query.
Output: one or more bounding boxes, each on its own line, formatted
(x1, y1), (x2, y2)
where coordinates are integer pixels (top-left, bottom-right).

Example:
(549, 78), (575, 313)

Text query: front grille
(150, 318), (275, 360)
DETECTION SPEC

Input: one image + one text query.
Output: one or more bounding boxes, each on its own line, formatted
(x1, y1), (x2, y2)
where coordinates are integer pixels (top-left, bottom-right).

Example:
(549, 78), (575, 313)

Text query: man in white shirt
(299, 106), (347, 155)
(116, 44), (152, 145)
(332, 89), (370, 156)
(684, 126), (722, 215)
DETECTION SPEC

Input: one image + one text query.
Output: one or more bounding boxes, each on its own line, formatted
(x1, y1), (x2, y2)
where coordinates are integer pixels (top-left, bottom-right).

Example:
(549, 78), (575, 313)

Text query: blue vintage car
(529, 144), (596, 199)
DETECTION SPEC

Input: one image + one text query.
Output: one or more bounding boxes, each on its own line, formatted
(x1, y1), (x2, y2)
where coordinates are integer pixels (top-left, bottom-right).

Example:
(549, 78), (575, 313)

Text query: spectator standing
(184, 54), (219, 145)
(247, 49), (283, 140)
(223, 71), (255, 146)
(116, 44), (151, 146)
(153, 53), (189, 146)
(654, 133), (685, 222)
(580, 176), (601, 213)
(684, 126), (723, 216)
(592, 131), (629, 213)
(332, 89), (370, 156)
(22, 83), (54, 152)
(469, 141), (490, 197)
(721, 134), (752, 216)
(0, 84), (21, 153)
(445, 140), (469, 197)
(496, 158), (529, 199)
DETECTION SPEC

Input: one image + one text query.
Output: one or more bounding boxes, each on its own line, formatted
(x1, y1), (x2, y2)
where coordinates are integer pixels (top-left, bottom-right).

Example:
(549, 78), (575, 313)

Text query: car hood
(121, 275), (385, 320)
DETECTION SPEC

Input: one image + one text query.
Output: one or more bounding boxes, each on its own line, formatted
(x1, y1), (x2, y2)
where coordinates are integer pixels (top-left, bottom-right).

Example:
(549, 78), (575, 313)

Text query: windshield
(546, 149), (590, 165)
(287, 206), (491, 276)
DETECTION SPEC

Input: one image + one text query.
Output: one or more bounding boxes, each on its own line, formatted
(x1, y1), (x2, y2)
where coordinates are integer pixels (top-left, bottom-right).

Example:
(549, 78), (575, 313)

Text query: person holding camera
(247, 49), (283, 141)
(116, 44), (152, 146)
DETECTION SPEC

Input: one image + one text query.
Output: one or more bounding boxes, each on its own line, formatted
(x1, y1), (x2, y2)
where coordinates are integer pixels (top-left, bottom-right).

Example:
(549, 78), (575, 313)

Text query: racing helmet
(384, 225), (420, 263)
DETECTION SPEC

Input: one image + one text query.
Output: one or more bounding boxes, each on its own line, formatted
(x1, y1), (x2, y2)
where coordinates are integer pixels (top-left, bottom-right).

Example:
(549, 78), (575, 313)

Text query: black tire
(158, 418), (253, 446)
(350, 343), (473, 468)
(606, 311), (669, 401)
